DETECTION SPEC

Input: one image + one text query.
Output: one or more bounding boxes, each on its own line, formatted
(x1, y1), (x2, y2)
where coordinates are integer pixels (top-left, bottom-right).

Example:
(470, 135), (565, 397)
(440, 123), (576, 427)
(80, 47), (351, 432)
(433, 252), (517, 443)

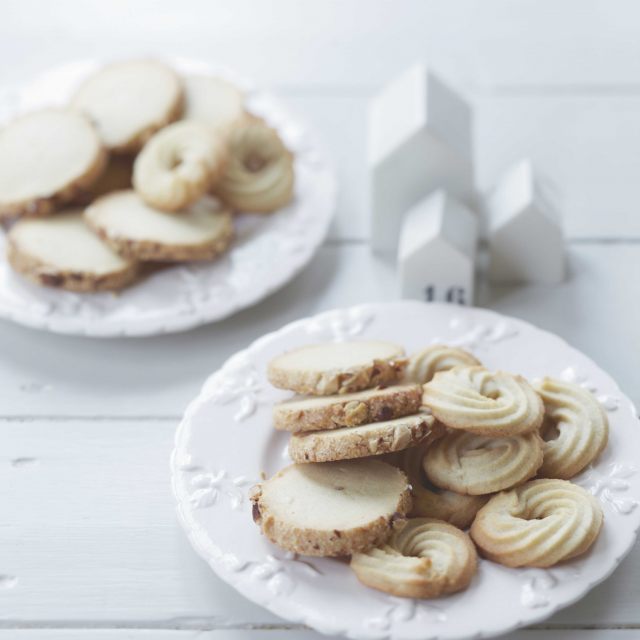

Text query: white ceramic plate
(171, 301), (640, 640)
(0, 58), (336, 336)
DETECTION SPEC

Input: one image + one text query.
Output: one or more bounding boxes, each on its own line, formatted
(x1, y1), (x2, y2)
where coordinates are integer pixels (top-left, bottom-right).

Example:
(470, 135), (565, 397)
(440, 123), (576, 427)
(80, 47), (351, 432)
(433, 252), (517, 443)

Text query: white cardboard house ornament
(486, 159), (564, 284)
(398, 189), (478, 305)
(368, 64), (475, 255)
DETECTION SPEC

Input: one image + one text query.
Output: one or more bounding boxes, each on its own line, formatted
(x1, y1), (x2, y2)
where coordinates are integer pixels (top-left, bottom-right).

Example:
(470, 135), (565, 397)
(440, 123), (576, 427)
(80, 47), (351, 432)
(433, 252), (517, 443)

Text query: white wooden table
(1, 1), (640, 638)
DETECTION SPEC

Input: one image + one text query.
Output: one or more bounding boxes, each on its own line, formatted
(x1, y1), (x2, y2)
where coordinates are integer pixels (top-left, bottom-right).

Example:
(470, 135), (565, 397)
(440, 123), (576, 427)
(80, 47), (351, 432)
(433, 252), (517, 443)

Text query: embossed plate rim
(171, 301), (640, 640)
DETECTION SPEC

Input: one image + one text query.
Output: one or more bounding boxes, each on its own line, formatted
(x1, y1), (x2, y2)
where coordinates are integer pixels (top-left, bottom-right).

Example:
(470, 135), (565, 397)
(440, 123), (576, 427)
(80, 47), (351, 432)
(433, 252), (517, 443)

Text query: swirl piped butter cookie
(422, 366), (544, 436)
(423, 430), (544, 495)
(404, 345), (480, 384)
(215, 117), (294, 213)
(388, 444), (489, 529)
(535, 377), (609, 479)
(351, 518), (478, 598)
(133, 121), (227, 211)
(470, 479), (603, 567)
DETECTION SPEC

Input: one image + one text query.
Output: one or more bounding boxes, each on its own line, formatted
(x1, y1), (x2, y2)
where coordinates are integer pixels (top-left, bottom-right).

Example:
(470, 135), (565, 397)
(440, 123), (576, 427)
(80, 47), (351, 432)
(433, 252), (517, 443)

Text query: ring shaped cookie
(404, 345), (481, 384)
(351, 518), (478, 598)
(389, 445), (488, 529)
(133, 121), (227, 211)
(470, 479), (603, 567)
(423, 429), (544, 495)
(422, 366), (544, 436)
(535, 377), (609, 479)
(215, 117), (294, 213)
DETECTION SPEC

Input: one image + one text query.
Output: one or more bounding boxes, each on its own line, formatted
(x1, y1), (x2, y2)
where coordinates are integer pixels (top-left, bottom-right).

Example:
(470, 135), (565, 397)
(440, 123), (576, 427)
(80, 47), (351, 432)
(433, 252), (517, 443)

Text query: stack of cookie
(251, 341), (609, 600)
(0, 59), (295, 292)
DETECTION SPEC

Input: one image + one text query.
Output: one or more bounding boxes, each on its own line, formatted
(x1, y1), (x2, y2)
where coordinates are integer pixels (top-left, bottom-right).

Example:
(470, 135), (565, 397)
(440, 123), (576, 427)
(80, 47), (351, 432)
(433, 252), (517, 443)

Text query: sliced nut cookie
(268, 341), (406, 396)
(85, 191), (233, 262)
(8, 209), (139, 292)
(535, 377), (609, 479)
(470, 479), (603, 567)
(133, 121), (227, 211)
(422, 366), (544, 436)
(182, 75), (245, 134)
(351, 518), (477, 598)
(0, 109), (106, 220)
(72, 60), (183, 153)
(273, 384), (422, 433)
(423, 430), (544, 495)
(215, 117), (294, 213)
(250, 459), (412, 557)
(404, 344), (481, 384)
(387, 444), (489, 529)
(288, 412), (444, 463)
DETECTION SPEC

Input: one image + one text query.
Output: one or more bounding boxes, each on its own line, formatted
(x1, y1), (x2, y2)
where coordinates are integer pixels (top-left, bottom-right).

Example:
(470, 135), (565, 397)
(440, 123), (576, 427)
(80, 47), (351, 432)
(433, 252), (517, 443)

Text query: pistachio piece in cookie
(273, 384), (422, 433)
(288, 411), (444, 463)
(133, 121), (227, 212)
(72, 60), (183, 153)
(85, 190), (233, 262)
(250, 459), (412, 557)
(267, 341), (407, 396)
(214, 117), (294, 213)
(8, 209), (139, 292)
(0, 109), (107, 221)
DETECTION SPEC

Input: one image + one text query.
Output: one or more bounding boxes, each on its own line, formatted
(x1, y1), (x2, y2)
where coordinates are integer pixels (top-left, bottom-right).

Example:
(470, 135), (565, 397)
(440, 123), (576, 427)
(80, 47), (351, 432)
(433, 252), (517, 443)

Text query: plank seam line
(0, 621), (638, 631)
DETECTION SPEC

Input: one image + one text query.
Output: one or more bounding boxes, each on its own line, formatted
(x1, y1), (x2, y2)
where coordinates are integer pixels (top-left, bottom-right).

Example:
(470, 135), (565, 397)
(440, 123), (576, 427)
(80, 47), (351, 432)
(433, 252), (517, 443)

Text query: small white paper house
(368, 64), (475, 255)
(486, 160), (564, 284)
(398, 190), (478, 305)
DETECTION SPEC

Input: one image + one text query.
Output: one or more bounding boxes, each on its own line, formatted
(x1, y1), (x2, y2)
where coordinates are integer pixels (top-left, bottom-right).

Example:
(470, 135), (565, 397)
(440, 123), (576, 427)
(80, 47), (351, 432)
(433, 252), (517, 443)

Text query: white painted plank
(0, 243), (638, 417)
(1, 417), (640, 628)
(3, 0), (640, 89)
(0, 631), (638, 639)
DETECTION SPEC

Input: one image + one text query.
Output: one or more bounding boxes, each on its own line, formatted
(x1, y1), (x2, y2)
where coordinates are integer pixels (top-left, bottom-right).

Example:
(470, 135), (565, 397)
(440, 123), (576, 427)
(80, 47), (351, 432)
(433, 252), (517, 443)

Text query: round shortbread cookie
(268, 341), (407, 396)
(7, 209), (139, 292)
(288, 411), (444, 463)
(470, 479), (603, 567)
(273, 384), (422, 433)
(133, 121), (227, 212)
(214, 117), (294, 213)
(72, 60), (183, 153)
(422, 366), (544, 436)
(404, 344), (481, 384)
(0, 109), (106, 220)
(535, 377), (609, 479)
(85, 190), (234, 262)
(351, 518), (477, 598)
(250, 459), (412, 557)
(423, 430), (544, 495)
(387, 445), (489, 529)
(181, 75), (245, 134)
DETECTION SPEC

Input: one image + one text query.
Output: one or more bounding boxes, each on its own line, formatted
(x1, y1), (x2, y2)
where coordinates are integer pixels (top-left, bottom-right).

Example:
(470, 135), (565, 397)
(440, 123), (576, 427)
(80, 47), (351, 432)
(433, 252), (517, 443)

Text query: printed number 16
(424, 286), (466, 305)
